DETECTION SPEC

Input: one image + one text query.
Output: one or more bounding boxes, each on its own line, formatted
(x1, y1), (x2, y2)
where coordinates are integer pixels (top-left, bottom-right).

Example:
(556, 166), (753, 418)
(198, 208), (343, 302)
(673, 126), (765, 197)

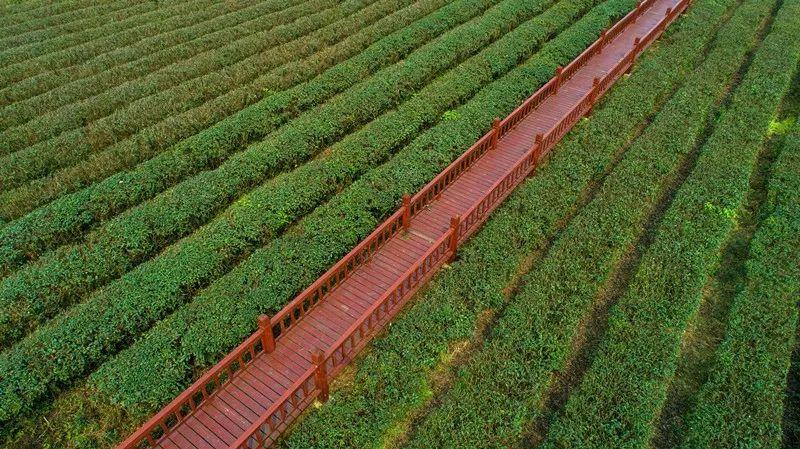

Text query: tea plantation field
(0, 0), (797, 447)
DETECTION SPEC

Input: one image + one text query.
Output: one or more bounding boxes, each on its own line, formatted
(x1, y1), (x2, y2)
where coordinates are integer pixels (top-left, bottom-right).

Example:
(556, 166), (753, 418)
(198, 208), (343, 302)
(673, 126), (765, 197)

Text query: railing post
(635, 0), (642, 17)
(588, 77), (600, 116)
(658, 8), (672, 39)
(402, 194), (411, 231)
(554, 66), (564, 94)
(259, 315), (275, 353)
(448, 215), (461, 261)
(626, 37), (641, 74)
(533, 133), (544, 161)
(528, 133), (544, 177)
(599, 29), (607, 52)
(312, 349), (329, 402)
(491, 117), (501, 150)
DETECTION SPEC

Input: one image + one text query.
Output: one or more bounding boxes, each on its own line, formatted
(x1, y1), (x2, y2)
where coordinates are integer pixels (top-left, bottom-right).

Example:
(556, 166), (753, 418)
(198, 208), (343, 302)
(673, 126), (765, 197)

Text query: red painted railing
(408, 131), (496, 215)
(269, 209), (405, 339)
(231, 231), (454, 449)
(119, 0), (690, 447)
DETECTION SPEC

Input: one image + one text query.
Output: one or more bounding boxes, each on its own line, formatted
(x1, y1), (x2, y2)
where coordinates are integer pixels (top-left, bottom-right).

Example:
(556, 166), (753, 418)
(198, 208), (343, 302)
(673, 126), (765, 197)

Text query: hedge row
(0, 0), (545, 423)
(0, 0), (134, 36)
(0, 0), (512, 337)
(680, 128), (800, 449)
(0, 0), (141, 52)
(280, 0), (739, 445)
(0, 0), (338, 162)
(88, 0), (629, 421)
(0, 0), (446, 345)
(399, 0), (772, 446)
(0, 0), (439, 344)
(540, 2), (800, 447)
(0, 0), (215, 85)
(0, 0), (99, 23)
(678, 23), (800, 449)
(0, 0), (280, 110)
(0, 0), (490, 275)
(0, 0), (115, 31)
(0, 0), (716, 441)
(0, 0), (421, 216)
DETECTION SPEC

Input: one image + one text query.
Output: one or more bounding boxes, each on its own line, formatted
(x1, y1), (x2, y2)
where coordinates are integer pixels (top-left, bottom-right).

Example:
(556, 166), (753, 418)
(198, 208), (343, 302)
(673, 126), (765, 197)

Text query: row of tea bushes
(0, 0), (338, 158)
(90, 0), (633, 421)
(0, 0), (282, 111)
(0, 0), (531, 349)
(0, 0), (448, 221)
(542, 1), (800, 447)
(280, 0), (740, 445)
(399, 0), (772, 446)
(0, 0), (493, 272)
(0, 0), (550, 424)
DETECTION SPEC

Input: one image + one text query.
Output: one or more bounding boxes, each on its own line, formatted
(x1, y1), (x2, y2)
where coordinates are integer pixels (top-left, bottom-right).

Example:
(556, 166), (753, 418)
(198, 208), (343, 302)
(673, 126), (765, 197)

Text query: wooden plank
(160, 430), (196, 449)
(184, 409), (233, 447)
(239, 366), (287, 399)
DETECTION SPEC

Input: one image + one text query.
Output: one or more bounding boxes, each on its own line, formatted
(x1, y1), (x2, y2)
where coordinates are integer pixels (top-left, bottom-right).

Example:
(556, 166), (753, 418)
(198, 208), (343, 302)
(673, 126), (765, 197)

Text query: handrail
(270, 209), (404, 338)
(563, 0), (657, 80)
(228, 365), (318, 449)
(120, 0), (689, 446)
(325, 231), (452, 372)
(408, 131), (496, 215)
(232, 231), (454, 449)
(230, 91), (597, 449)
(116, 329), (265, 449)
(500, 76), (558, 134)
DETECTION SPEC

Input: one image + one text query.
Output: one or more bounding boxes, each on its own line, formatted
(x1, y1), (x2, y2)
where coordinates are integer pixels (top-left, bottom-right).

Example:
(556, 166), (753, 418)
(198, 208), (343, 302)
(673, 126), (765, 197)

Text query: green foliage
(400, 0), (774, 446)
(0, 0), (444, 220)
(679, 40), (800, 449)
(0, 0), (156, 73)
(281, 0), (736, 445)
(0, 382), (136, 449)
(0, 0), (131, 42)
(0, 0), (535, 350)
(0, 0), (557, 424)
(0, 0), (496, 275)
(0, 0), (265, 108)
(3, 1), (794, 446)
(0, 0), (343, 180)
(90, 0), (631, 424)
(541, 1), (800, 447)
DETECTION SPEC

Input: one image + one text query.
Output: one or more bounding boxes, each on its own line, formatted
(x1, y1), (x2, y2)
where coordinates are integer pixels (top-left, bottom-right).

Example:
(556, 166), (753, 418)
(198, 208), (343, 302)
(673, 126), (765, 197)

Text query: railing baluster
(259, 315), (275, 354)
(402, 194), (411, 231)
(491, 117), (501, 149)
(448, 216), (461, 262)
(554, 66), (564, 93)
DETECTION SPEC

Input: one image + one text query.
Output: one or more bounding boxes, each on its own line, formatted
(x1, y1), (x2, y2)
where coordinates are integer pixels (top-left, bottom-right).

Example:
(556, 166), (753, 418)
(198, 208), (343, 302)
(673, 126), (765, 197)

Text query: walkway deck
(120, 0), (689, 447)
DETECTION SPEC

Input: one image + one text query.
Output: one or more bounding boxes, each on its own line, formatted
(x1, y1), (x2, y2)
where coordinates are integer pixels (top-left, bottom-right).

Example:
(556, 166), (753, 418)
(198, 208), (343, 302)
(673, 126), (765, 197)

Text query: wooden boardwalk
(120, 0), (688, 447)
